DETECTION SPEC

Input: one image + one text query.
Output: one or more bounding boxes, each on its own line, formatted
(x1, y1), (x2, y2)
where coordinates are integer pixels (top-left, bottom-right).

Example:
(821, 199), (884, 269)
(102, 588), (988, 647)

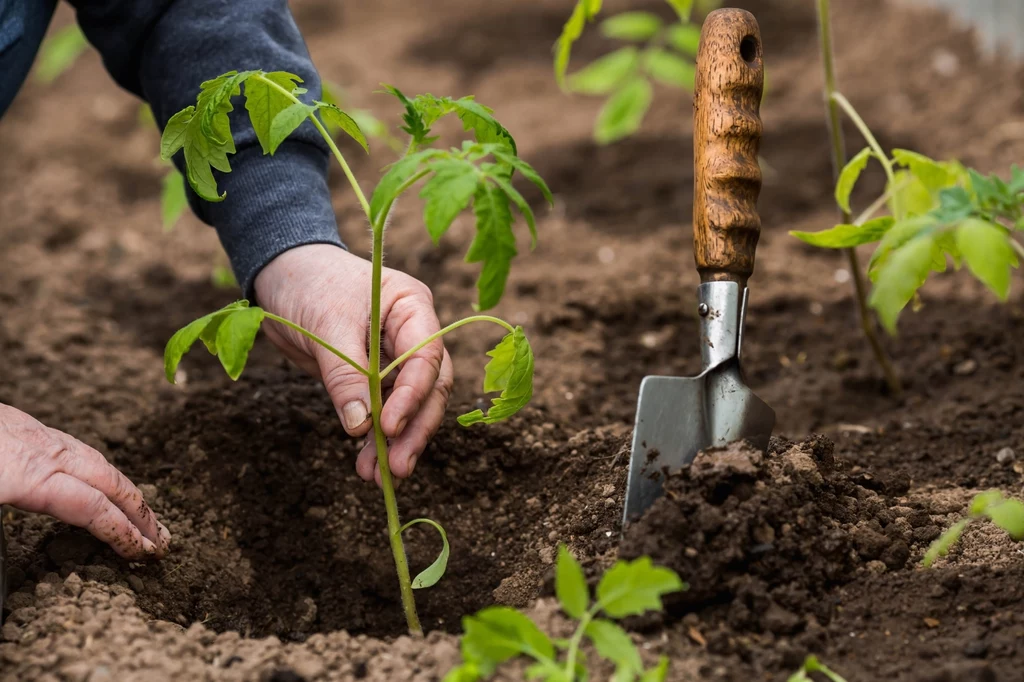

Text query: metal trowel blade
(622, 359), (775, 524)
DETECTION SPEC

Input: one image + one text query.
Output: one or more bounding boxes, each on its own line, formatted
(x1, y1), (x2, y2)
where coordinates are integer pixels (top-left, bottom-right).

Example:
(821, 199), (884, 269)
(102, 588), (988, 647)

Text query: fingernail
(157, 522), (171, 547)
(408, 454), (418, 474)
(142, 536), (158, 555)
(395, 417), (408, 437)
(342, 401), (369, 431)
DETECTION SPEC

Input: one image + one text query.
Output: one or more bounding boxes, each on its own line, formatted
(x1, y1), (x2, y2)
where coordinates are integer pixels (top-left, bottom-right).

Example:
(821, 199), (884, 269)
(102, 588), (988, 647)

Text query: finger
(36, 473), (158, 560)
(52, 433), (169, 551)
(380, 297), (444, 438)
(356, 439), (377, 482)
(386, 349), (454, 479)
(51, 431), (170, 557)
(317, 340), (373, 437)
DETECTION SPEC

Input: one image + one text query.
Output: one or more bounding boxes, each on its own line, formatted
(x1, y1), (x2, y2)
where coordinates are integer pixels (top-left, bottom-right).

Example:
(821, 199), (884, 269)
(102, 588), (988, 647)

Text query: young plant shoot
(923, 490), (1024, 567)
(554, 0), (718, 143)
(159, 70), (552, 635)
(444, 547), (685, 682)
(787, 655), (848, 682)
(791, 99), (1024, 334)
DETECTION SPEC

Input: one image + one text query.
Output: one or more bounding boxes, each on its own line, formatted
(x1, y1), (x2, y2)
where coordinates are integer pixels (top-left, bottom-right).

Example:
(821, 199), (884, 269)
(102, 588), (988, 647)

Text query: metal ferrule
(697, 281), (749, 372)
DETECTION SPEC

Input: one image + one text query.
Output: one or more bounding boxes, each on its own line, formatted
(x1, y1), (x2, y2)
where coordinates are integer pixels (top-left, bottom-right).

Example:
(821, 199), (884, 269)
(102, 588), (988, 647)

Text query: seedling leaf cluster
(924, 490), (1024, 567)
(444, 548), (685, 681)
(555, 0), (719, 143)
(161, 69), (552, 634)
(792, 98), (1024, 333)
(787, 655), (848, 682)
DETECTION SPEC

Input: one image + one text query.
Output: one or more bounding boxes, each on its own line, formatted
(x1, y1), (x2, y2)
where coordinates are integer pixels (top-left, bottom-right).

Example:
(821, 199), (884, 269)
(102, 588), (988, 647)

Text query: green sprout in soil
(160, 70), (552, 635)
(923, 490), (1024, 567)
(554, 0), (720, 143)
(787, 655), (848, 682)
(806, 0), (1024, 397)
(445, 547), (685, 682)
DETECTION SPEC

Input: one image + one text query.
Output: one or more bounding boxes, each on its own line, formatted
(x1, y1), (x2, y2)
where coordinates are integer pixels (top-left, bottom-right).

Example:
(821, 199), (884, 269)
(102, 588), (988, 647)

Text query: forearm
(69, 0), (346, 298)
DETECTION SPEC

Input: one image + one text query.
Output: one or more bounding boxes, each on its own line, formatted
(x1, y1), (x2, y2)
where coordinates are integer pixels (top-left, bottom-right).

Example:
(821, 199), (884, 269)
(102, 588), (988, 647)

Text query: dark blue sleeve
(67, 0), (346, 299)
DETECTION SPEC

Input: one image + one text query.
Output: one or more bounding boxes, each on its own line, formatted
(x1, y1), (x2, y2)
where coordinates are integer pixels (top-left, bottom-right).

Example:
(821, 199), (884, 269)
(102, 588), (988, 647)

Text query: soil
(2, 0), (1024, 680)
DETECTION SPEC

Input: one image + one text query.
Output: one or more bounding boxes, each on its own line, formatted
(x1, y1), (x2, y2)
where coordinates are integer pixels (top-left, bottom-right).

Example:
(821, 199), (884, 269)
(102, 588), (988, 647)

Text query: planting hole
(740, 35), (758, 63)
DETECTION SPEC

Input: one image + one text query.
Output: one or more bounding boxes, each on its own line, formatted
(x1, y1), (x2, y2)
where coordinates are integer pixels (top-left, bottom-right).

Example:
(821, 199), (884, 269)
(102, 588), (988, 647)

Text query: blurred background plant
(555, 0), (720, 143)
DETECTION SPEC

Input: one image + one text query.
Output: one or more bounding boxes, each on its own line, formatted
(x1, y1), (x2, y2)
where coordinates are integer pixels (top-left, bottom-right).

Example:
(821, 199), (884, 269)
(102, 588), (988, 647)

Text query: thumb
(318, 343), (373, 437)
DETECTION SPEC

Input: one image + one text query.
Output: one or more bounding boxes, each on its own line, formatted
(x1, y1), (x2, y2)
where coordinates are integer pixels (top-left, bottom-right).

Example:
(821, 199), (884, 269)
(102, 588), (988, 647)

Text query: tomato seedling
(444, 547), (685, 682)
(791, 102), (1024, 334)
(554, 0), (719, 143)
(924, 490), (1024, 567)
(160, 70), (551, 635)
(804, 0), (1023, 396)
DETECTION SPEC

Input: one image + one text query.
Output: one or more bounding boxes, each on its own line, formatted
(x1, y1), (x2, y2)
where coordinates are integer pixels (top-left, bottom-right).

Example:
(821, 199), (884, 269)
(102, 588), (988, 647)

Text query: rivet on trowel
(698, 303), (710, 317)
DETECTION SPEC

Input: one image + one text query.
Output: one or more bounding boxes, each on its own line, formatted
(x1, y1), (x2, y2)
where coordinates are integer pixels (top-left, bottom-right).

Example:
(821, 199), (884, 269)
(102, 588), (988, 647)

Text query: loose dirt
(2, 0), (1023, 679)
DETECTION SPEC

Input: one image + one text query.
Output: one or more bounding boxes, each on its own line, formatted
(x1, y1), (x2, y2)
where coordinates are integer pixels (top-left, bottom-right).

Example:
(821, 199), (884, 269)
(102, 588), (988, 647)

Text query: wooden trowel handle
(693, 8), (764, 286)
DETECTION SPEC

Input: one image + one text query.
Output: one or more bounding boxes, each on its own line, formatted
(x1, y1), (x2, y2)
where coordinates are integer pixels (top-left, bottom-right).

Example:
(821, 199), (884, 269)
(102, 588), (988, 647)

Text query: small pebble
(996, 447), (1016, 465)
(954, 359), (977, 376)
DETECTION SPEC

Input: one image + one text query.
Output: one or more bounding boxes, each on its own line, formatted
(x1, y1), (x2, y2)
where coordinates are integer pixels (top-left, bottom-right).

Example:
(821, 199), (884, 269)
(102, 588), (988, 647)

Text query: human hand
(255, 244), (453, 485)
(0, 404), (171, 560)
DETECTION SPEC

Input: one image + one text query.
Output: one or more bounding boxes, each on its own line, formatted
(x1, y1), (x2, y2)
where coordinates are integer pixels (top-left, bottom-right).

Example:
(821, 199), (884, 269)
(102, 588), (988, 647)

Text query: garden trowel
(623, 8), (775, 524)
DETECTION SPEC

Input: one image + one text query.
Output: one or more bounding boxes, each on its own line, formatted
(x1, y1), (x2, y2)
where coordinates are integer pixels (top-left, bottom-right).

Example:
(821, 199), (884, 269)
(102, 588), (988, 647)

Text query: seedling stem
(815, 0), (902, 398)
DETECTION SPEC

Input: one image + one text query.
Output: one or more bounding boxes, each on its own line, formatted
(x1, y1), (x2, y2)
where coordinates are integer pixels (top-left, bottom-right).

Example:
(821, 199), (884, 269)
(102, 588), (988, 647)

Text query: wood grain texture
(693, 8), (764, 285)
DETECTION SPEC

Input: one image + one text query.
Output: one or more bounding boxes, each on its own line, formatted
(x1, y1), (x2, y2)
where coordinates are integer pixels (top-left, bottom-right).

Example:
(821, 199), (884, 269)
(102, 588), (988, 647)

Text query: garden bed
(1, 0), (1023, 679)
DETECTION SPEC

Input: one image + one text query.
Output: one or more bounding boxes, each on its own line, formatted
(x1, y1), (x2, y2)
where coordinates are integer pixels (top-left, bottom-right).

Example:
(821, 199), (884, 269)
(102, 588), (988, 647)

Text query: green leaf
(889, 171), (937, 219)
(665, 0), (694, 22)
(460, 606), (556, 674)
(787, 656), (849, 682)
(866, 215), (932, 279)
(399, 518), (450, 588)
(163, 301), (251, 382)
(984, 499), (1024, 540)
(567, 47), (639, 95)
(970, 490), (1006, 516)
(892, 149), (960, 193)
(491, 150), (554, 206)
(458, 327), (534, 426)
(555, 0), (604, 89)
(640, 657), (670, 682)
(211, 265), (238, 290)
(160, 107), (195, 161)
(35, 24), (89, 83)
(464, 184), (518, 310)
(316, 102), (369, 153)
(244, 71), (304, 155)
(380, 83), (434, 145)
(835, 147), (873, 214)
(486, 172), (539, 249)
(595, 557), (686, 619)
(600, 12), (663, 41)
(642, 49), (696, 89)
(442, 664), (482, 682)
(790, 216), (894, 248)
(525, 661), (574, 682)
(586, 620), (643, 678)
(161, 169), (188, 232)
(369, 149), (443, 224)
(215, 306), (266, 380)
(450, 97), (518, 156)
(956, 218), (1016, 300)
(200, 70), (255, 144)
(420, 159), (481, 243)
(268, 101), (316, 155)
(555, 546), (589, 618)
(595, 77), (653, 144)
(869, 234), (936, 334)
(922, 519), (969, 568)
(666, 23), (701, 55)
